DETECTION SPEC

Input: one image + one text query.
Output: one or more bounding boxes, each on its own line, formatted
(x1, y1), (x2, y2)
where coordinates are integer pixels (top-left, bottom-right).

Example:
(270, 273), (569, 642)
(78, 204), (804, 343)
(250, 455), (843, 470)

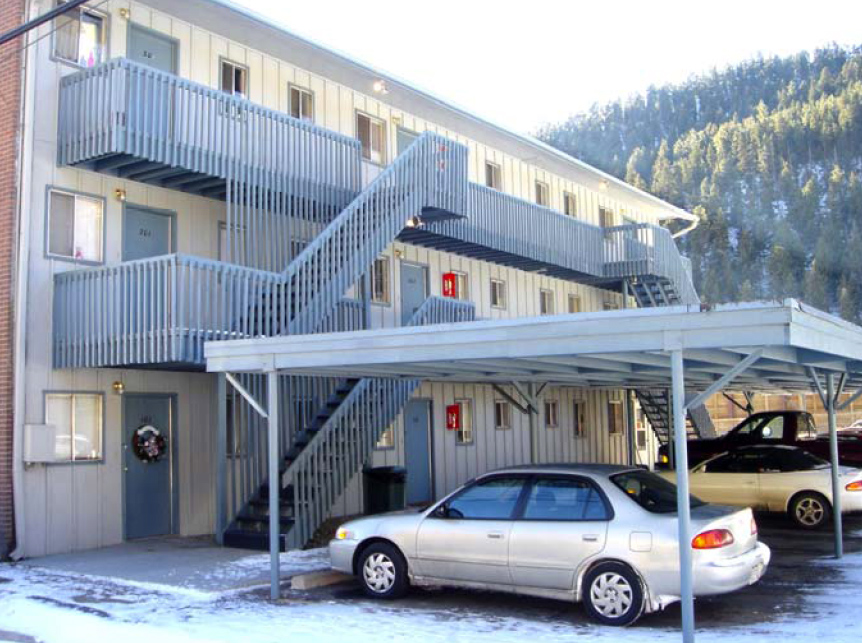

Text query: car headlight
(660, 454), (669, 464)
(335, 527), (354, 540)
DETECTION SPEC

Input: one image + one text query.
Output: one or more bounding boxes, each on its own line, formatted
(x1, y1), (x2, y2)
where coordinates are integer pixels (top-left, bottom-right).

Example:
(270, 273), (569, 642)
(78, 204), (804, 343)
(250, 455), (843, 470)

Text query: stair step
(223, 528), (290, 552)
(236, 510), (295, 526)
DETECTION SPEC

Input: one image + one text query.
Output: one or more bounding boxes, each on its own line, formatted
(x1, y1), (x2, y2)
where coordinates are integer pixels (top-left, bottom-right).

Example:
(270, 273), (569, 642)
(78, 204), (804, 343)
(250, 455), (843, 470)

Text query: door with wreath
(123, 394), (177, 539)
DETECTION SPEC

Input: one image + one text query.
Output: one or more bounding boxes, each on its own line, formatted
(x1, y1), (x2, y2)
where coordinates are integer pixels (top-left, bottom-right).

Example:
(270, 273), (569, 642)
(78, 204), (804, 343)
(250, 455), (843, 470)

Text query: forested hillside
(539, 45), (862, 319)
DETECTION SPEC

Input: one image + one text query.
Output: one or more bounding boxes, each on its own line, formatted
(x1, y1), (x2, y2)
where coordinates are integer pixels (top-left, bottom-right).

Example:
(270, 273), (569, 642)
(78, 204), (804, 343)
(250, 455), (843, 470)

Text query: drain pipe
(10, 0), (36, 560)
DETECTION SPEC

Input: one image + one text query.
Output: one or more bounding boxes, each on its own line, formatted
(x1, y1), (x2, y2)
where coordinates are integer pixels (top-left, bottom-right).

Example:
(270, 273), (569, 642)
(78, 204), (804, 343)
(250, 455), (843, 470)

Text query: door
(127, 24), (178, 73)
(415, 476), (527, 584)
(400, 262), (427, 324)
(123, 394), (176, 539)
(508, 477), (611, 590)
(404, 400), (432, 505)
(123, 205), (174, 261)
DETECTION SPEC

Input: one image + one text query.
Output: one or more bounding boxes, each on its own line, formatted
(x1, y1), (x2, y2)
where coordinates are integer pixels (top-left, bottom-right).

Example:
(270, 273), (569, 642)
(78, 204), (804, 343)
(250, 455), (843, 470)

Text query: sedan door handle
(582, 534), (599, 542)
(487, 532), (504, 539)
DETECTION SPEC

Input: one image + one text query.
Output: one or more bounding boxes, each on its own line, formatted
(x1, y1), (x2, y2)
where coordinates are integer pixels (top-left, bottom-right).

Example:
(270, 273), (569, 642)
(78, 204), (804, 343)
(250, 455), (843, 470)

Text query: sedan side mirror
(433, 504), (449, 519)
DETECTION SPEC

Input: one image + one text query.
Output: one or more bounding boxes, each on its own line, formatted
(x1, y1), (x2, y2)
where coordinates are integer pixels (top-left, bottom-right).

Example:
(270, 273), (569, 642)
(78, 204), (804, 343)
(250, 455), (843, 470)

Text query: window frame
(608, 399), (624, 434)
(45, 186), (106, 266)
(375, 423), (396, 451)
(455, 398), (474, 445)
(370, 256), (391, 306)
(51, 1), (108, 69)
(563, 191), (577, 217)
(451, 270), (469, 302)
(43, 391), (106, 464)
(567, 293), (582, 314)
(485, 161), (502, 190)
(599, 206), (616, 228)
(539, 288), (555, 315)
(535, 180), (550, 207)
(494, 399), (511, 430)
(516, 475), (614, 522)
(573, 399), (586, 438)
(219, 58), (249, 99)
(490, 278), (507, 310)
(288, 83), (315, 123)
(356, 111), (387, 165)
(432, 474), (531, 521)
(544, 399), (559, 428)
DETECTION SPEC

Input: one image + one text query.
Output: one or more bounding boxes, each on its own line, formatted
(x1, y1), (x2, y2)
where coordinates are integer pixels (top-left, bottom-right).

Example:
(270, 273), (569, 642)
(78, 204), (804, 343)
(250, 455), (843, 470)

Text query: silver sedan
(330, 464), (770, 625)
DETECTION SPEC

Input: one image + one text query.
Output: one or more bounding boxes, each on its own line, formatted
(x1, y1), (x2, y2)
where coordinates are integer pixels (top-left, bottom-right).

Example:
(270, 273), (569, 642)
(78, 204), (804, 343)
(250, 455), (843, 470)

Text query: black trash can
(363, 466), (407, 515)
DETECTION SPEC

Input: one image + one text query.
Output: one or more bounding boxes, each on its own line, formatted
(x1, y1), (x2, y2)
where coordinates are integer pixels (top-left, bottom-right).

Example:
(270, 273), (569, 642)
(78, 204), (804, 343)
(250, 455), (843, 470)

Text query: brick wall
(0, 0), (24, 559)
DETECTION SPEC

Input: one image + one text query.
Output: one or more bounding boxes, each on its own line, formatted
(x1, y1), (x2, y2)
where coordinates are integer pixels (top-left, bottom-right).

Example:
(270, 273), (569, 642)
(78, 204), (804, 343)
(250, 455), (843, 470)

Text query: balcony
(52, 254), (365, 370)
(58, 58), (361, 214)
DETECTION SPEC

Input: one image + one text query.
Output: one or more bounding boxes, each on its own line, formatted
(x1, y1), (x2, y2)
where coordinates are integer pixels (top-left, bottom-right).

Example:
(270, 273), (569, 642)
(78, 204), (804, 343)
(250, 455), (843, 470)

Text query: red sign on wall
(446, 404), (461, 431)
(442, 272), (457, 298)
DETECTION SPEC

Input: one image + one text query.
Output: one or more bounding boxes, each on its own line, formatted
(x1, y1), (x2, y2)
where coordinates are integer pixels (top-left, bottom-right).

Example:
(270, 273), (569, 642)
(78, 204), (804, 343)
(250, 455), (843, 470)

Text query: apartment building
(6, 0), (703, 556)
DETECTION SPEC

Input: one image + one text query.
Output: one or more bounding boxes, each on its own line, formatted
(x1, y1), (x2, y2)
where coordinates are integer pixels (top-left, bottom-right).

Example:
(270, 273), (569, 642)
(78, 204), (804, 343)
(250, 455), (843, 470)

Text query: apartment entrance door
(400, 262), (428, 324)
(123, 205), (174, 261)
(123, 394), (178, 540)
(404, 399), (433, 505)
(127, 24), (178, 74)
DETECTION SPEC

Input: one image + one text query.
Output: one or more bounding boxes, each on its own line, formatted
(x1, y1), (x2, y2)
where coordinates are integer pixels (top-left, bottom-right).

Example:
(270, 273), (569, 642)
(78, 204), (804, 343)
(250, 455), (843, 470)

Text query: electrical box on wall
(24, 424), (57, 464)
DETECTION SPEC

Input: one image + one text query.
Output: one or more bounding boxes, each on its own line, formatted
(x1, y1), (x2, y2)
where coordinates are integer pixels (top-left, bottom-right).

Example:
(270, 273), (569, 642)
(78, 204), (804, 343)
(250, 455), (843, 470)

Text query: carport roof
(204, 299), (862, 392)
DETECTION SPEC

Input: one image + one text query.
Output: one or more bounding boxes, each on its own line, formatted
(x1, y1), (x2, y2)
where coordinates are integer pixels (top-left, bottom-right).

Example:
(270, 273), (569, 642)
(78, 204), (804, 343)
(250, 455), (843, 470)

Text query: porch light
(599, 179), (609, 191)
(372, 80), (389, 95)
(405, 214), (423, 229)
(112, 381), (125, 395)
(114, 188), (127, 202)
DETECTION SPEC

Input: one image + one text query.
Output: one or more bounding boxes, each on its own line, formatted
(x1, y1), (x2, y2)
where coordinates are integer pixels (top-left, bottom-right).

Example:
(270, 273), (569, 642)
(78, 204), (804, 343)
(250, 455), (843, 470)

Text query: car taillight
(692, 529), (735, 549)
(751, 516), (758, 535)
(846, 480), (862, 492)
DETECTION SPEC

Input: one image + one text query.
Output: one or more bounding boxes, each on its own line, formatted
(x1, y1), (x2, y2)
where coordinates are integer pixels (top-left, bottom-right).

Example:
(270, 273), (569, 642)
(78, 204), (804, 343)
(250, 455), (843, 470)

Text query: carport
(205, 299), (862, 642)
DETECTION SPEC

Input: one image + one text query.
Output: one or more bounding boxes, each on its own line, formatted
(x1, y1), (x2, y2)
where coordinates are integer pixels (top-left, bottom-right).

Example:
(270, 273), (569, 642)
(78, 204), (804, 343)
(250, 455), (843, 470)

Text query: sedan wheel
(358, 542), (409, 599)
(582, 562), (645, 626)
(790, 492), (831, 529)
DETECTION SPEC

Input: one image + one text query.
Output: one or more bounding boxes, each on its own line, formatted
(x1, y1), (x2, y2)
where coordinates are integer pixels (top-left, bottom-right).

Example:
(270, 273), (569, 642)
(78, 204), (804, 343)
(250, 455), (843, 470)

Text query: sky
(230, 0), (862, 135)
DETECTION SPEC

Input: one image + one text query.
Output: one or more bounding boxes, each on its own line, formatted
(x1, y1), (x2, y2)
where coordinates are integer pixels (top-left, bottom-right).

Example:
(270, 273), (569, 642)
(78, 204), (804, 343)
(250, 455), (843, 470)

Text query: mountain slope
(539, 44), (862, 318)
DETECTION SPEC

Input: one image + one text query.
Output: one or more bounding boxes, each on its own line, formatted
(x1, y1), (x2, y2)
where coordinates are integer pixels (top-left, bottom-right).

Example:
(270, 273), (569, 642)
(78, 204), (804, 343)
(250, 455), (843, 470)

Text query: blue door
(404, 399), (432, 505)
(124, 395), (176, 539)
(127, 24), (178, 73)
(123, 206), (173, 261)
(400, 263), (427, 324)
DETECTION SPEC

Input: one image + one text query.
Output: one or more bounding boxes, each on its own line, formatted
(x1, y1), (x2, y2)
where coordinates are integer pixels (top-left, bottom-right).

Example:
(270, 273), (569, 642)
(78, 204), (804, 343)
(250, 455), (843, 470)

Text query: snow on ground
(0, 548), (859, 643)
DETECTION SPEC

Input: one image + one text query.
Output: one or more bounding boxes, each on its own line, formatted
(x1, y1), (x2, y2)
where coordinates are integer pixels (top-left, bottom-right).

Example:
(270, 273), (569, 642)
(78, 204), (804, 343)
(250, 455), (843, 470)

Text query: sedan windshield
(611, 470), (705, 514)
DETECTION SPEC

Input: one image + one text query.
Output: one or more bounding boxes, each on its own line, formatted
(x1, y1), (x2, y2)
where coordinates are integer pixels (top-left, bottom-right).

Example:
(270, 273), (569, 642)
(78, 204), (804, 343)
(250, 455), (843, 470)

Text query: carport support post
(672, 349), (695, 643)
(826, 373), (843, 558)
(268, 370), (281, 600)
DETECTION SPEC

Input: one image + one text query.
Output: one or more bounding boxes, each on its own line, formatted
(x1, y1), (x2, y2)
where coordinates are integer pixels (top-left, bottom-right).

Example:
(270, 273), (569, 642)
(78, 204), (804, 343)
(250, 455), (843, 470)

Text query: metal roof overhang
(204, 300), (862, 394)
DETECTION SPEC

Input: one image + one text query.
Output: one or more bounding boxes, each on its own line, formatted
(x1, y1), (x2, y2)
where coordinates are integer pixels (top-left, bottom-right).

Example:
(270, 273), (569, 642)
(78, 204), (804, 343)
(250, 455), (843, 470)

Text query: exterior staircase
(222, 297), (475, 550)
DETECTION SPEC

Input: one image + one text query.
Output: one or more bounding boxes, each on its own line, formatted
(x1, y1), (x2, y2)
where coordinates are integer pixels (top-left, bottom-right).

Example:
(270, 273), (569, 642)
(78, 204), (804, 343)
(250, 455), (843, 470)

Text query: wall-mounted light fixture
(599, 179), (610, 191)
(114, 188), (127, 202)
(118, 7), (130, 19)
(372, 80), (389, 95)
(404, 214), (423, 229)
(112, 381), (125, 395)
(394, 249), (403, 259)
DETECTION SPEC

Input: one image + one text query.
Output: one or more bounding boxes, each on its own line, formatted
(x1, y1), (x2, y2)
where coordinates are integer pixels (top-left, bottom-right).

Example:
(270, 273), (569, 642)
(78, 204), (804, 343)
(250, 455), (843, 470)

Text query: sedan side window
(522, 478), (610, 521)
(446, 477), (525, 519)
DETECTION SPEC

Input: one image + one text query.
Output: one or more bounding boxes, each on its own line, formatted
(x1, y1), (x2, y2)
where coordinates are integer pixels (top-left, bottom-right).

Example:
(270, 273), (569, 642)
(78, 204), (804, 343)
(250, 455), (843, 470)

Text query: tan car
(330, 464), (770, 626)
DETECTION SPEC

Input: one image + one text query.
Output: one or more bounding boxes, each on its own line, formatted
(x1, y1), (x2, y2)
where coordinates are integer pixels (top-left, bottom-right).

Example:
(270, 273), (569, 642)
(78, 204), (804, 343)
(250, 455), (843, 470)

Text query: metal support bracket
(226, 372), (269, 419)
(493, 384), (531, 415)
(684, 349), (764, 411)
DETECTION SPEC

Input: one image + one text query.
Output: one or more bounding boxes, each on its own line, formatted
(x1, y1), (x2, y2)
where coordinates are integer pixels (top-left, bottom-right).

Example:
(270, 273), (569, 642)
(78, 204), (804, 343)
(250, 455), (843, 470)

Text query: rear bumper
(693, 542), (771, 596)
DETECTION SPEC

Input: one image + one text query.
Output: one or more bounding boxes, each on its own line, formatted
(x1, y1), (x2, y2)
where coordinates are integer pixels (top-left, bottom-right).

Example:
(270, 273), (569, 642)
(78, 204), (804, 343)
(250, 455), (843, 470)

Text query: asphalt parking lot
(288, 513), (862, 631)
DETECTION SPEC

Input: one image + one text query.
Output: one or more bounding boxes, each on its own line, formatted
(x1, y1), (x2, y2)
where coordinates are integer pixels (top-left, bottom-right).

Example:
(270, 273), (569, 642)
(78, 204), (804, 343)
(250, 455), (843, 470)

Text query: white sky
(230, 0), (862, 134)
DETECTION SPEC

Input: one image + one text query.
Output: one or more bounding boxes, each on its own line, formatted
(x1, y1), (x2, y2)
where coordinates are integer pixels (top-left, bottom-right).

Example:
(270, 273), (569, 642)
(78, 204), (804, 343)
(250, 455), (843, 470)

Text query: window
(357, 112), (386, 164)
(539, 289), (555, 315)
(563, 191), (577, 217)
(452, 272), (469, 301)
(45, 393), (103, 462)
(490, 278), (507, 309)
(608, 400), (624, 434)
(604, 298), (621, 311)
(522, 478), (610, 521)
(218, 222), (247, 265)
(47, 189), (103, 263)
(759, 416), (785, 441)
(485, 162), (502, 190)
(455, 399), (473, 444)
(53, 2), (105, 68)
(599, 206), (615, 228)
(289, 85), (314, 122)
(445, 477), (525, 519)
(376, 425), (395, 449)
(225, 393), (247, 458)
(220, 60), (248, 98)
(573, 400), (585, 437)
(567, 294), (582, 314)
(494, 400), (511, 430)
(371, 256), (390, 304)
(535, 180), (550, 207)
(611, 470), (705, 514)
(545, 400), (559, 428)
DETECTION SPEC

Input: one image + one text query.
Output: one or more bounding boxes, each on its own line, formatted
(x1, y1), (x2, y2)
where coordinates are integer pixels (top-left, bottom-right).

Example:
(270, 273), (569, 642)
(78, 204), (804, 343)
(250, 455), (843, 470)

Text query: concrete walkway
(21, 536), (330, 593)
